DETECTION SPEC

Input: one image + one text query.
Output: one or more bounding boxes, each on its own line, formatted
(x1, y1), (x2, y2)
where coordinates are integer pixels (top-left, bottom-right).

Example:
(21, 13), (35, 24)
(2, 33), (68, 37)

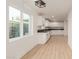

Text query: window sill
(9, 34), (32, 43)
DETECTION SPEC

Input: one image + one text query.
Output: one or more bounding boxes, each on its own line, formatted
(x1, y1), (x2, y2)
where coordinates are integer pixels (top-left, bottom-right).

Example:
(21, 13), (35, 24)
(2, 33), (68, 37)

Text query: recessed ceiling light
(34, 0), (38, 1)
(52, 16), (54, 18)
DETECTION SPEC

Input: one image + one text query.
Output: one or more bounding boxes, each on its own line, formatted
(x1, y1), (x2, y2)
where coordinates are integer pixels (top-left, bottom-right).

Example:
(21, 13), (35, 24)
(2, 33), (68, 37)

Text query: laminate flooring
(21, 35), (72, 59)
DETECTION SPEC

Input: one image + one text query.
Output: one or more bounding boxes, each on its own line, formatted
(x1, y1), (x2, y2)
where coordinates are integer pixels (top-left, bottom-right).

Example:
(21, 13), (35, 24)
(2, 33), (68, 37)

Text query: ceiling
(24, 0), (72, 21)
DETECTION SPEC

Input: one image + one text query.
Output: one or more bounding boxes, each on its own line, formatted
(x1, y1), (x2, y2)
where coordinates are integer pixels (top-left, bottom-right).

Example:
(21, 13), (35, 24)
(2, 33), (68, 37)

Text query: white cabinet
(36, 32), (50, 44)
(50, 30), (64, 35)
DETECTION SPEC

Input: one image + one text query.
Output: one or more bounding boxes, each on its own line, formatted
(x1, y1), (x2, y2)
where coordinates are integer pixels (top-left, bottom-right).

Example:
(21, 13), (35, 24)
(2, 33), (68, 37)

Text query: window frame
(9, 6), (33, 41)
(22, 13), (31, 35)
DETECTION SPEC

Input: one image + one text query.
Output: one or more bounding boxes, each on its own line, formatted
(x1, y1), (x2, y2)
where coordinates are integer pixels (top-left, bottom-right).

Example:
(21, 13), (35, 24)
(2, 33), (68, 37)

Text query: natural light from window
(9, 6), (31, 40)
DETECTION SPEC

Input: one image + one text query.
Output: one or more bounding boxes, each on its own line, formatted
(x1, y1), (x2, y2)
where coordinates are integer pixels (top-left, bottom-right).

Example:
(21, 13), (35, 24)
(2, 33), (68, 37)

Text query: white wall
(68, 10), (72, 49)
(48, 22), (64, 28)
(64, 20), (68, 36)
(6, 0), (46, 59)
(48, 22), (64, 35)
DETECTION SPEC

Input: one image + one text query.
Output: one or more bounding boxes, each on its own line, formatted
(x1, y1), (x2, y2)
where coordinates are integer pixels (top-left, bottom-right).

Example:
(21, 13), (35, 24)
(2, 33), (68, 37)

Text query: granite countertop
(37, 28), (64, 33)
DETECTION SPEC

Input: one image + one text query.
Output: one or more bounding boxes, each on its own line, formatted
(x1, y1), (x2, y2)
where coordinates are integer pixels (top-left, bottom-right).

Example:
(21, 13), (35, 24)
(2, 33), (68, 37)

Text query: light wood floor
(21, 35), (72, 59)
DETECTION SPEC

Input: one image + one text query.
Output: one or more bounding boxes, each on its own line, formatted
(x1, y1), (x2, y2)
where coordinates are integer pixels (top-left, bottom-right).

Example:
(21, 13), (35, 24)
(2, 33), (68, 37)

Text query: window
(9, 6), (31, 39)
(9, 6), (21, 39)
(23, 13), (30, 35)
